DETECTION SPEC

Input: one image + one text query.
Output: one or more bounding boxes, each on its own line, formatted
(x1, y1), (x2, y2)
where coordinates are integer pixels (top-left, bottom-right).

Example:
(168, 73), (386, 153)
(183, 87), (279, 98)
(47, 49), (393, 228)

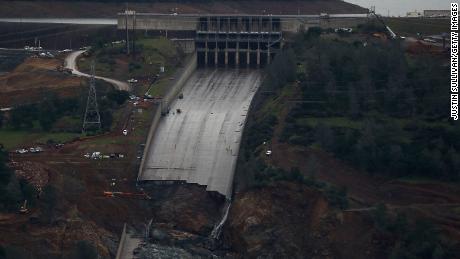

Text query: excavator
(103, 191), (151, 200)
(19, 200), (29, 214)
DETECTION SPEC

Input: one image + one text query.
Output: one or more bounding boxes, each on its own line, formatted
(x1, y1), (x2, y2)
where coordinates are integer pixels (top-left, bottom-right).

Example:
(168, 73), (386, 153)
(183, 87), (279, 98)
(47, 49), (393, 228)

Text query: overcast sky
(345, 0), (452, 16)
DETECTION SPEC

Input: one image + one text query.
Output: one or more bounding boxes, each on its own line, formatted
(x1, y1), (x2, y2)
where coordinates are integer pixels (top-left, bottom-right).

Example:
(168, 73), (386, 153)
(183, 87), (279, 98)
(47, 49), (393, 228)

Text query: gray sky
(345, 0), (452, 16)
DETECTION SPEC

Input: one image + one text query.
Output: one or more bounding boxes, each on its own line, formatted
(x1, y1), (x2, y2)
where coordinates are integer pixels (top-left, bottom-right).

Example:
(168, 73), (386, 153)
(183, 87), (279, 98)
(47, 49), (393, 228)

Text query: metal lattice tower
(82, 62), (101, 132)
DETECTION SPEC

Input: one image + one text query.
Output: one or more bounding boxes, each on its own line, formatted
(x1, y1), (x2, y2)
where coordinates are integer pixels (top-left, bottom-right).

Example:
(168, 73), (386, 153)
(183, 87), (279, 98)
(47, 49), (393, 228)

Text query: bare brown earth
(225, 77), (460, 257)
(0, 0), (367, 17)
(226, 181), (460, 258)
(224, 182), (332, 258)
(225, 182), (391, 258)
(0, 101), (222, 258)
(0, 56), (83, 107)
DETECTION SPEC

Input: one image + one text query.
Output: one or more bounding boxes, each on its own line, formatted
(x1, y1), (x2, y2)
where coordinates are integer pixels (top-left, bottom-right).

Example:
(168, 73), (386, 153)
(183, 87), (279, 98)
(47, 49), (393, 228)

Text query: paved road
(65, 50), (130, 91)
(139, 68), (261, 198)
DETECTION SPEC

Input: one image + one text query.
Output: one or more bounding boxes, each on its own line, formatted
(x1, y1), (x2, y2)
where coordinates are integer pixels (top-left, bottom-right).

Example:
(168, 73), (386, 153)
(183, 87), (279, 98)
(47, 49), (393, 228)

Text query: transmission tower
(82, 62), (101, 132)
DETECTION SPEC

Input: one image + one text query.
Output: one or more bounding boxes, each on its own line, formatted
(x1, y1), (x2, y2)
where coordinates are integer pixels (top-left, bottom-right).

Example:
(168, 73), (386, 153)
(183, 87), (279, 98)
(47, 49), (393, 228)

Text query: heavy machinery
(369, 10), (398, 39)
(19, 200), (29, 214)
(103, 191), (151, 200)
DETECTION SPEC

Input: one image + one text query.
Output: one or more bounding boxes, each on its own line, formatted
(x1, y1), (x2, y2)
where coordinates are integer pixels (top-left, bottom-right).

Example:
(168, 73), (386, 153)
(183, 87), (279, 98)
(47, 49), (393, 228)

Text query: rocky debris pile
(144, 184), (223, 236)
(62, 220), (118, 259)
(223, 182), (331, 258)
(9, 160), (50, 191)
(137, 243), (194, 259)
(134, 224), (222, 259)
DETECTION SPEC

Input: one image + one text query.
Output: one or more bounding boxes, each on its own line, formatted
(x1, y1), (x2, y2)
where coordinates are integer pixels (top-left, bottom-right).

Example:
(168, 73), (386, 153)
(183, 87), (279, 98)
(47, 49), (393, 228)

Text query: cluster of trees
(238, 148), (349, 209)
(0, 145), (60, 220)
(0, 240), (97, 259)
(372, 204), (452, 258)
(292, 35), (448, 118)
(0, 147), (36, 212)
(9, 97), (79, 131)
(2, 88), (129, 133)
(277, 27), (458, 180)
(281, 116), (460, 180)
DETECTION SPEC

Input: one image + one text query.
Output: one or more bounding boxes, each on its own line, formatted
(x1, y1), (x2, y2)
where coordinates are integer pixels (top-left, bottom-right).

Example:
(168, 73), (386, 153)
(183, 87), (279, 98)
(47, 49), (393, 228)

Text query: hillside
(0, 0), (367, 18)
(227, 28), (459, 258)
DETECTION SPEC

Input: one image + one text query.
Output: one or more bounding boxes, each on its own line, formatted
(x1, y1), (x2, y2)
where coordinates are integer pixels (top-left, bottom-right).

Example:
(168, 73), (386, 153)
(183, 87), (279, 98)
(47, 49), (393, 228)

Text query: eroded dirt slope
(0, 56), (82, 107)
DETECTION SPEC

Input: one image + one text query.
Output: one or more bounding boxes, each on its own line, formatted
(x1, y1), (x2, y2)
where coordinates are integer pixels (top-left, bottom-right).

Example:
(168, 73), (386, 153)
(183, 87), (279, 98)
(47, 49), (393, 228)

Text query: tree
(68, 241), (98, 259)
(305, 154), (319, 177)
(40, 185), (57, 223)
(9, 105), (35, 129)
(19, 179), (37, 207)
(0, 112), (4, 128)
(348, 85), (360, 118)
(263, 48), (296, 91)
(315, 123), (334, 151)
(0, 148), (11, 186)
(38, 98), (58, 131)
(0, 245), (32, 259)
(107, 90), (129, 106)
(372, 203), (389, 231)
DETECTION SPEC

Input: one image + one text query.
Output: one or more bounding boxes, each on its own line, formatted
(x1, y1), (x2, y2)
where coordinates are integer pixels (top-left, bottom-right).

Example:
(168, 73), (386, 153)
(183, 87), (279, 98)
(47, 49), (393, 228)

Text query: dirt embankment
(144, 184), (223, 236)
(224, 182), (332, 258)
(225, 73), (460, 257)
(0, 101), (225, 258)
(0, 0), (367, 18)
(224, 181), (460, 258)
(0, 56), (83, 107)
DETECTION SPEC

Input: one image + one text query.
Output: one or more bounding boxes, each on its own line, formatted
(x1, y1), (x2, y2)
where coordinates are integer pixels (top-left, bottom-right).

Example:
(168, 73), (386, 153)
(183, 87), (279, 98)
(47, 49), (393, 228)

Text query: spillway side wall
(137, 53), (197, 181)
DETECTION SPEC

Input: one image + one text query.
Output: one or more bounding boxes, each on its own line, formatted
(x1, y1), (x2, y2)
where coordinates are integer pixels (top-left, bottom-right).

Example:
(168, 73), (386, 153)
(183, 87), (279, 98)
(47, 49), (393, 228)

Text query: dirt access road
(65, 50), (131, 91)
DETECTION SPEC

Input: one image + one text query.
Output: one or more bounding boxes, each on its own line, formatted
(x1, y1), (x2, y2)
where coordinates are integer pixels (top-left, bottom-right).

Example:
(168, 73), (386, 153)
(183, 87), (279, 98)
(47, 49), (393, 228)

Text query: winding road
(64, 50), (130, 91)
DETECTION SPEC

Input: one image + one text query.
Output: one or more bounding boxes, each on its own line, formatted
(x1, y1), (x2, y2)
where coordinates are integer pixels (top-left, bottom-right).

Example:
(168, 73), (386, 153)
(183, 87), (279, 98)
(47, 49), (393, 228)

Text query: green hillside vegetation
(0, 82), (129, 149)
(78, 36), (181, 82)
(280, 29), (457, 180)
(240, 27), (458, 184)
(384, 18), (449, 36)
(236, 26), (454, 258)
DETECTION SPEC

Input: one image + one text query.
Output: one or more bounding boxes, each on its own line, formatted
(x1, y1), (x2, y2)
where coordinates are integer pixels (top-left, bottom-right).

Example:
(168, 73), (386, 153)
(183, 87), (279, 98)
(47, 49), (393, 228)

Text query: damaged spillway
(139, 68), (261, 198)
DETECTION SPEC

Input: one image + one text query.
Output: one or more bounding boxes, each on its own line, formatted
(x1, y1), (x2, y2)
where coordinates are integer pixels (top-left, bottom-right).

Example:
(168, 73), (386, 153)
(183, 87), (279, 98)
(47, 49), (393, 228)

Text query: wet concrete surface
(139, 68), (262, 198)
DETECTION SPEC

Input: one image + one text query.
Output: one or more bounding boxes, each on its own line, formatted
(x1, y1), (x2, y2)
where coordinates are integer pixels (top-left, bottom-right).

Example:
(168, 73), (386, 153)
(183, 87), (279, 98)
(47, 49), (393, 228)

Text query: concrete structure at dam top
(118, 12), (367, 66)
(117, 12), (369, 33)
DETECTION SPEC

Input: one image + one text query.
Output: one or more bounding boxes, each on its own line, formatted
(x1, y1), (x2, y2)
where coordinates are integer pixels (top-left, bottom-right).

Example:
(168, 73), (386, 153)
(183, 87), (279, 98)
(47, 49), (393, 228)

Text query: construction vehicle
(19, 200), (29, 214)
(369, 10), (398, 40)
(56, 65), (73, 74)
(103, 191), (151, 200)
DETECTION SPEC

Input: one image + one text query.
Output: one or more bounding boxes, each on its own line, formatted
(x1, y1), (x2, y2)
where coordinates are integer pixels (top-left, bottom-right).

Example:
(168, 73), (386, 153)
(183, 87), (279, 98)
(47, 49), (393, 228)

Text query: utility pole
(82, 62), (101, 132)
(125, 9), (130, 55)
(132, 11), (136, 56)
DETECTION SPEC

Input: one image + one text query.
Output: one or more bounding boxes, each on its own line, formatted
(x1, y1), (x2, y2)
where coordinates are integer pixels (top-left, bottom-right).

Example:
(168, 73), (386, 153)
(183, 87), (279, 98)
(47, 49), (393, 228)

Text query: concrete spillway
(139, 68), (261, 198)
